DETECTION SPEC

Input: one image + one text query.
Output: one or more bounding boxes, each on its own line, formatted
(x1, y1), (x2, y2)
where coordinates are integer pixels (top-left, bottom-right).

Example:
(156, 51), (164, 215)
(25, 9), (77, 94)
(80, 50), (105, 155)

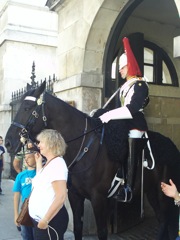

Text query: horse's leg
(91, 194), (108, 240)
(155, 200), (178, 240)
(145, 166), (178, 240)
(145, 186), (161, 219)
(68, 190), (85, 240)
(145, 184), (178, 240)
(157, 200), (178, 240)
(145, 183), (170, 240)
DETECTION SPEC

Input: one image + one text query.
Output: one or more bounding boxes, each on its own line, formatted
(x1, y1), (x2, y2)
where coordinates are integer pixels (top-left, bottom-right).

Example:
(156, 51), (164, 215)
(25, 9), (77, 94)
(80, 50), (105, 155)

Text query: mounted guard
(99, 37), (149, 202)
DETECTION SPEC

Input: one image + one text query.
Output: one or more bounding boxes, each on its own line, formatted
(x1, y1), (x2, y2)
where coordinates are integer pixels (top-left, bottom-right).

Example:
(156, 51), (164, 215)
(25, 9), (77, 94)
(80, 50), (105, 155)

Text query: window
(144, 48), (154, 83)
(111, 40), (178, 87)
(144, 41), (178, 86)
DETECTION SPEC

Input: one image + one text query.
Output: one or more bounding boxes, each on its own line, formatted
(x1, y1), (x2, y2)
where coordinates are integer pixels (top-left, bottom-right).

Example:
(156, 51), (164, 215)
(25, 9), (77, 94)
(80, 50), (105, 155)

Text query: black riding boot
(114, 138), (147, 202)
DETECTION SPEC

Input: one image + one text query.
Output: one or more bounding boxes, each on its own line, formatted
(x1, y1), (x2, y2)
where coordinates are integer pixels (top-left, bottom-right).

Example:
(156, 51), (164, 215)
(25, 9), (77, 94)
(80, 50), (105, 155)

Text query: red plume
(123, 37), (142, 77)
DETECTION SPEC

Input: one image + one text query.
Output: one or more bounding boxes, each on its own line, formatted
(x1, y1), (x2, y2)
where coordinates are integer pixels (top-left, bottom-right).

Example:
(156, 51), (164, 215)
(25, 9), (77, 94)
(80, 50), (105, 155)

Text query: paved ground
(0, 179), (158, 240)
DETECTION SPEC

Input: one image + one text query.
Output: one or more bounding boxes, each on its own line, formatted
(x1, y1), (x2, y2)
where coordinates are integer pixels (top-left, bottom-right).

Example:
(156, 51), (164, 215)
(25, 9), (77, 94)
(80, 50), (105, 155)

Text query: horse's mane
(46, 92), (88, 118)
(20, 87), (87, 118)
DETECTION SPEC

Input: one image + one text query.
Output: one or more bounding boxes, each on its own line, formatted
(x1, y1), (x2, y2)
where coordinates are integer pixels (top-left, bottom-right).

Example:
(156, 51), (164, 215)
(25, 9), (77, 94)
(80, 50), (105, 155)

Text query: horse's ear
(34, 81), (46, 98)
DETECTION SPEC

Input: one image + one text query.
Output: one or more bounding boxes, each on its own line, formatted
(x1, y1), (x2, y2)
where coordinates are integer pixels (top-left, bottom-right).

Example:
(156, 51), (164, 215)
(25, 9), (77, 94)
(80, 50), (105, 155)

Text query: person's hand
(14, 216), (20, 226)
(37, 218), (48, 229)
(34, 152), (42, 163)
(99, 112), (111, 123)
(27, 142), (34, 149)
(161, 179), (179, 200)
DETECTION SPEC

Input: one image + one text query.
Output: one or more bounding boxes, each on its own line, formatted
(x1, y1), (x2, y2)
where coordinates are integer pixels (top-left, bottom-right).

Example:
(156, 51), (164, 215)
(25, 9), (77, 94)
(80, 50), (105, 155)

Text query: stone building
(0, 0), (180, 235)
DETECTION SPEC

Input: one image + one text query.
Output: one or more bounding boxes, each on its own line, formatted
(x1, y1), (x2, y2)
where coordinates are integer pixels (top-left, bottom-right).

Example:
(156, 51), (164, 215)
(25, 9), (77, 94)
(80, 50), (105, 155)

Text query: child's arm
(13, 192), (21, 226)
(13, 156), (22, 173)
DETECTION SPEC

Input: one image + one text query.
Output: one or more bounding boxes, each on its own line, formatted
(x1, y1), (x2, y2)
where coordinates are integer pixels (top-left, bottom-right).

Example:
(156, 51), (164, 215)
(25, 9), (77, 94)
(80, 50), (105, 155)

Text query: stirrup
(114, 185), (133, 202)
(107, 177), (125, 198)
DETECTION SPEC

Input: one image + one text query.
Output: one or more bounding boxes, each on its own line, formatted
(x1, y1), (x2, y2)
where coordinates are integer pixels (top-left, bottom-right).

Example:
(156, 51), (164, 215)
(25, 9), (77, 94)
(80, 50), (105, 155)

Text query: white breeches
(129, 129), (145, 138)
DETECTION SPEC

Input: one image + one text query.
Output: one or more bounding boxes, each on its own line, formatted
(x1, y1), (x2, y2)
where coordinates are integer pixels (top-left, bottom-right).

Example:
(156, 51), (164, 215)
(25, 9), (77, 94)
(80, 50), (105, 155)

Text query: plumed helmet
(119, 53), (127, 70)
(122, 37), (142, 77)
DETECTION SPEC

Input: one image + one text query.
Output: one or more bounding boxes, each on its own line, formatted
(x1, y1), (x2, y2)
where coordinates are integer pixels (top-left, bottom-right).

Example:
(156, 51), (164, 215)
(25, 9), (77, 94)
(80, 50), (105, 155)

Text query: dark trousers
(21, 225), (35, 240)
(0, 167), (2, 188)
(32, 205), (69, 240)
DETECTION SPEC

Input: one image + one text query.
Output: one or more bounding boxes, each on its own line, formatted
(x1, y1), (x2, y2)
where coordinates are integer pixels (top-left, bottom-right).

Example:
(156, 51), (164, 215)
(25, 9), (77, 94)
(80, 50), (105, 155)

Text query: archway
(103, 0), (180, 104)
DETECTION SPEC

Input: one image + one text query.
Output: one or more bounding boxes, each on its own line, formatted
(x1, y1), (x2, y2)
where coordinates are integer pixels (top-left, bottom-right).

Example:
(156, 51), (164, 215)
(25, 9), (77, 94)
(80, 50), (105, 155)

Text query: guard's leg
(114, 138), (147, 202)
(126, 138), (147, 200)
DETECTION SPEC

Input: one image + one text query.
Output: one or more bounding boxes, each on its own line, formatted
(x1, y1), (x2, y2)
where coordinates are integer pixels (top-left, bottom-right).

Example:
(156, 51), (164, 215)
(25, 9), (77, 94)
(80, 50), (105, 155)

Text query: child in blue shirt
(13, 150), (36, 240)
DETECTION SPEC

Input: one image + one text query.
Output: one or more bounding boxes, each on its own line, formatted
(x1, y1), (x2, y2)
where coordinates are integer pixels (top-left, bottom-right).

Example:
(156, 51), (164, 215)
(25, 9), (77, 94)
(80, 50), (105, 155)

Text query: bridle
(11, 91), (104, 171)
(11, 94), (47, 147)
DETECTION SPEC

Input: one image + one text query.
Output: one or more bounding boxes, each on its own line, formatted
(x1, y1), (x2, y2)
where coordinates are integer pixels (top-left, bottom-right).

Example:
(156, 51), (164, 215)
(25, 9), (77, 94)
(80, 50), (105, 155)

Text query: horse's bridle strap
(68, 134), (95, 170)
(11, 93), (47, 145)
(12, 121), (26, 129)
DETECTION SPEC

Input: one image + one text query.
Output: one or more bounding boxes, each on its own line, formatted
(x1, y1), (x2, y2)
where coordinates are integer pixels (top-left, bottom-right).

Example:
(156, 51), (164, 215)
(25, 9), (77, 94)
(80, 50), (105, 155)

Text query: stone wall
(146, 95), (180, 148)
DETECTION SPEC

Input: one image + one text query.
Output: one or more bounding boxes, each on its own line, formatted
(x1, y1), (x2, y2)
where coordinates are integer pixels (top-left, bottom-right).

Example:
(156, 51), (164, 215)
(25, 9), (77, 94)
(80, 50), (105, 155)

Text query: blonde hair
(37, 129), (67, 156)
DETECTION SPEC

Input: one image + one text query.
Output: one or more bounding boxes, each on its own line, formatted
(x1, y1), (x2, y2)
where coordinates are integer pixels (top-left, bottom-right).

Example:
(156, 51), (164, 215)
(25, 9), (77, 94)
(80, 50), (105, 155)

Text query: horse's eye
(24, 108), (30, 111)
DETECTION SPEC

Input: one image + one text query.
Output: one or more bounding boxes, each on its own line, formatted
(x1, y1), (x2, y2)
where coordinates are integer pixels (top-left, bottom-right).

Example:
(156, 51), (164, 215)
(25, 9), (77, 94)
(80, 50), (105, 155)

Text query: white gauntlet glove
(99, 106), (132, 123)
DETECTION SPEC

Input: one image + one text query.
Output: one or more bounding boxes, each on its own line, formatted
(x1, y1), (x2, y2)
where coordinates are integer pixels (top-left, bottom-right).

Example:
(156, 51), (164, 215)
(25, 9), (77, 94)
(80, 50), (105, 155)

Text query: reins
(68, 124), (105, 173)
(67, 117), (105, 171)
(66, 121), (103, 143)
(67, 118), (88, 169)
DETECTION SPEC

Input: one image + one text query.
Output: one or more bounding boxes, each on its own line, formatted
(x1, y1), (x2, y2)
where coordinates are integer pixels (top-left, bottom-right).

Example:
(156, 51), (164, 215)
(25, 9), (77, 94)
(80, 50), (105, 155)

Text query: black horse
(5, 81), (180, 240)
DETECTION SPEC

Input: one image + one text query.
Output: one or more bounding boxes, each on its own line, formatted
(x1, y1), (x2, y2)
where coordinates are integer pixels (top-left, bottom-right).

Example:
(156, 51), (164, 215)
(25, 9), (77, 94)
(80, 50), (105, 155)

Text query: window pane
(144, 48), (153, 64)
(162, 61), (171, 84)
(144, 65), (153, 82)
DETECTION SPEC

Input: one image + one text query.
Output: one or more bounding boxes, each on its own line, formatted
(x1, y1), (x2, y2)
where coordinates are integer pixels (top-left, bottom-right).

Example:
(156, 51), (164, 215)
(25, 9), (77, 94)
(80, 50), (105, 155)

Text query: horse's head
(5, 81), (46, 154)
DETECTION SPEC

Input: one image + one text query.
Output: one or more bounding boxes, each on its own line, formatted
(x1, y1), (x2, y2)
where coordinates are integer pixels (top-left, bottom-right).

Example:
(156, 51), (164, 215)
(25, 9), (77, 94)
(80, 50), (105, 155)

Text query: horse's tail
(145, 130), (180, 239)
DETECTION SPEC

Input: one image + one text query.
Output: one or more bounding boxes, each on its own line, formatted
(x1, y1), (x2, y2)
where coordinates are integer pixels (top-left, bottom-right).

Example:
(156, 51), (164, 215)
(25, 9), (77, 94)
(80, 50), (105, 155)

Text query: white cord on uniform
(144, 132), (155, 170)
